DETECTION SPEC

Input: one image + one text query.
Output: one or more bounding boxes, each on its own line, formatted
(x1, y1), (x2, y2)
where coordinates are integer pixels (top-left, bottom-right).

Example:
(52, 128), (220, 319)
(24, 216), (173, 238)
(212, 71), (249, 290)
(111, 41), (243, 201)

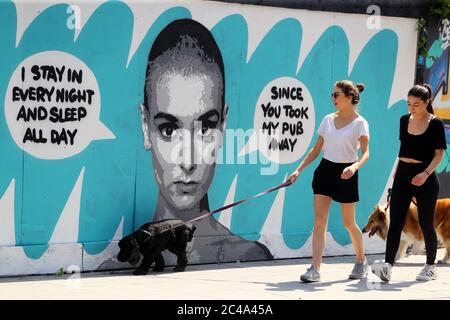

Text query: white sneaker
(371, 261), (392, 282)
(416, 264), (437, 281)
(300, 266), (321, 283)
(349, 258), (369, 279)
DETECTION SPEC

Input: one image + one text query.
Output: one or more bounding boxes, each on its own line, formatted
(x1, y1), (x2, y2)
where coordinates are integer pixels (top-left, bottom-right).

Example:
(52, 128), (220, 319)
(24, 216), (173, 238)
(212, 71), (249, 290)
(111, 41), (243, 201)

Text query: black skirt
(312, 158), (359, 203)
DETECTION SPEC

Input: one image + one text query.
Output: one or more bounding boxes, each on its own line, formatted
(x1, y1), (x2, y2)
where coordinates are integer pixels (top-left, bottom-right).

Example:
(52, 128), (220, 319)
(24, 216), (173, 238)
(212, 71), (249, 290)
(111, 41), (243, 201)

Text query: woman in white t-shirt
(288, 80), (370, 283)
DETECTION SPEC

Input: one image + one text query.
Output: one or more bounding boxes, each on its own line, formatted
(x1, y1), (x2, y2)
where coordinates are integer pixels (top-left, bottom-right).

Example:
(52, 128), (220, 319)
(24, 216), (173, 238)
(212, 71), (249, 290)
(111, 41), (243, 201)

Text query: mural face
(0, 0), (420, 275)
(145, 71), (222, 214)
(139, 19), (273, 261)
(141, 20), (227, 221)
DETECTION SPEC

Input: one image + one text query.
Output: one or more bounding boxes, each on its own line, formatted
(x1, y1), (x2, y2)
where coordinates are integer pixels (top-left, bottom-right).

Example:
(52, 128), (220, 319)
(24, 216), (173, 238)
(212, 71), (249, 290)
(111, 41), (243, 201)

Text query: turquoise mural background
(0, 0), (411, 261)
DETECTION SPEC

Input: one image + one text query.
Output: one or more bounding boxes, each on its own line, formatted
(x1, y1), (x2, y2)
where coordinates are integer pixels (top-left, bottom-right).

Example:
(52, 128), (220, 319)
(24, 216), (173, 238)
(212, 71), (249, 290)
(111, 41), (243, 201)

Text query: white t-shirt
(317, 113), (370, 163)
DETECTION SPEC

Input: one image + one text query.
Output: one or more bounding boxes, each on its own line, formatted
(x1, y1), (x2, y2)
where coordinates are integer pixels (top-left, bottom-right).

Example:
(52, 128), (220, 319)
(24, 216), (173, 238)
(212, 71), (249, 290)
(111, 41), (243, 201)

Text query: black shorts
(312, 158), (359, 203)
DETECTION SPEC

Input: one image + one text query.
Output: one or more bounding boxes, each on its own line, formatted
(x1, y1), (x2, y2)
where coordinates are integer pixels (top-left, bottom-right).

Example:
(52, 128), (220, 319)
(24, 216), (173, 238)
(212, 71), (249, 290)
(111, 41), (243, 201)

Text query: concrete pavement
(0, 249), (449, 300)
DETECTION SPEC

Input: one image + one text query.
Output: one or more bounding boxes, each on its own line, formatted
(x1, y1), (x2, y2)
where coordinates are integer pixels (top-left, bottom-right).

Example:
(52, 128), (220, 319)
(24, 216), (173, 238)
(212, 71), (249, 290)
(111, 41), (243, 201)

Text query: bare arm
(411, 149), (444, 186)
(425, 149), (445, 175)
(341, 135), (370, 179)
(288, 136), (324, 183)
(356, 135), (370, 169)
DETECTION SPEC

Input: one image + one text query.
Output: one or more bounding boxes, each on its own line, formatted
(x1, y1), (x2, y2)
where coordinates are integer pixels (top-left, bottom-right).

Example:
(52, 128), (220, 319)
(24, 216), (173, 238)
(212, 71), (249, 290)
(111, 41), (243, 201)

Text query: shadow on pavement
(265, 278), (424, 293)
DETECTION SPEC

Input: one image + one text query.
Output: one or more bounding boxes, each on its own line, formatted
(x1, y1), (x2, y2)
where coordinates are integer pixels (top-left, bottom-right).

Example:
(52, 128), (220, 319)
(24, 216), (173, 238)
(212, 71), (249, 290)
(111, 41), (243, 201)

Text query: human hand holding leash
(288, 170), (300, 184)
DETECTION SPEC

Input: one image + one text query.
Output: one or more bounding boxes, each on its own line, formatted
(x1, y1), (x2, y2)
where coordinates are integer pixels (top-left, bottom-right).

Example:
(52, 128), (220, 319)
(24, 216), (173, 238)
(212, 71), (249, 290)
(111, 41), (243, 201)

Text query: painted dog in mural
(117, 219), (196, 275)
(362, 199), (450, 263)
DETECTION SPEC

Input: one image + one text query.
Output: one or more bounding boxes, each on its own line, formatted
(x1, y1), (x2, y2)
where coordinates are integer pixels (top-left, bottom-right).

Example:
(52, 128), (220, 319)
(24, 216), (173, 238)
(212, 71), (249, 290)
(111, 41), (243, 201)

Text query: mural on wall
(139, 18), (272, 261)
(0, 0), (419, 275)
(422, 17), (450, 198)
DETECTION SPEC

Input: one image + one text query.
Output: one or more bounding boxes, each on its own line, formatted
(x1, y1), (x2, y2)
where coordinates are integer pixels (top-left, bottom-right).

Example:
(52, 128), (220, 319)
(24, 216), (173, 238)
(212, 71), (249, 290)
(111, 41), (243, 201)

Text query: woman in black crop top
(398, 113), (446, 164)
(371, 84), (447, 282)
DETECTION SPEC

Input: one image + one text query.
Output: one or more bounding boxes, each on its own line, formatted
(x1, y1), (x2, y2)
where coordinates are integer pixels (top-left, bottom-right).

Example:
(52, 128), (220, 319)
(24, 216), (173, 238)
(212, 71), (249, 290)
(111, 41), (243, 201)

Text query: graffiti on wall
(0, 0), (419, 275)
(422, 17), (450, 197)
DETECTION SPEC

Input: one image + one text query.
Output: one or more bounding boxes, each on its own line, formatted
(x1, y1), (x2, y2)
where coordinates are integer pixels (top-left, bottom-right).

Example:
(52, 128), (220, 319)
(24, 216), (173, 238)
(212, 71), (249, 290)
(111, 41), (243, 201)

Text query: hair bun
(422, 83), (432, 95)
(356, 83), (365, 93)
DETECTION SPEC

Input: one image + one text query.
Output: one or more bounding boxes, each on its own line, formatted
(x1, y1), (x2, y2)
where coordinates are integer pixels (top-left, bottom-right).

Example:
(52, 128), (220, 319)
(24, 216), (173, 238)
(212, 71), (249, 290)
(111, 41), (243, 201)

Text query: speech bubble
(5, 51), (115, 160)
(239, 77), (315, 164)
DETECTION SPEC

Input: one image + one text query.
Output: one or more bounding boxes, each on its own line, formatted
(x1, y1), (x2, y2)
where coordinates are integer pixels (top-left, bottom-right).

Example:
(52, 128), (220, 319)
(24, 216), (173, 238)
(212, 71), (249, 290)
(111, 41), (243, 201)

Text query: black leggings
(385, 161), (438, 266)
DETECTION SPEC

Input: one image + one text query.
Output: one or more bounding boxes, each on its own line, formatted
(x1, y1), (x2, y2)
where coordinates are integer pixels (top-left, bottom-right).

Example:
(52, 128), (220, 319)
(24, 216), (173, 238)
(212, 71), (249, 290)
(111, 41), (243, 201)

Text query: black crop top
(398, 114), (447, 164)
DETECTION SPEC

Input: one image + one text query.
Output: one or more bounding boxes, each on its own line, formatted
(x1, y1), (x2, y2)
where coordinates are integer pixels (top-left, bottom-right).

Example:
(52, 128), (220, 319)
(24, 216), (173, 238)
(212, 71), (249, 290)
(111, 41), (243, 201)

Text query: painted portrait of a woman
(140, 19), (272, 263)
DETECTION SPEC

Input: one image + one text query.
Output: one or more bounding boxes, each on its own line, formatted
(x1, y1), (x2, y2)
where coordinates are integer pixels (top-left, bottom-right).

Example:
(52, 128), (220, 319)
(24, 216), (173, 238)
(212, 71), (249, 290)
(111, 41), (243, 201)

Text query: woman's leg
(385, 176), (414, 265)
(312, 194), (332, 269)
(415, 175), (439, 265)
(341, 202), (365, 261)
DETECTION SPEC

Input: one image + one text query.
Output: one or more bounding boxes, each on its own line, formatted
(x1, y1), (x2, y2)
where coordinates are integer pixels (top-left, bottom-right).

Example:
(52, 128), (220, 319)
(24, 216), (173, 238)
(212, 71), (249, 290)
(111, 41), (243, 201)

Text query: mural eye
(159, 123), (178, 139)
(197, 121), (217, 140)
(200, 126), (212, 137)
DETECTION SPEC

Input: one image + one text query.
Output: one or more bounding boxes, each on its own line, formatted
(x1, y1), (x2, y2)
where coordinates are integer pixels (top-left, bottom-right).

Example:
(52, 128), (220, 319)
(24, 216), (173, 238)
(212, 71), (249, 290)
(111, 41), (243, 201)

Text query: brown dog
(362, 199), (450, 264)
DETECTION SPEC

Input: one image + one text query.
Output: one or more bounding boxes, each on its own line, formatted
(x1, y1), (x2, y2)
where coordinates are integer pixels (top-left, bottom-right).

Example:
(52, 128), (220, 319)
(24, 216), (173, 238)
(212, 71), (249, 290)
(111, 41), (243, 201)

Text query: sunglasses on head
(331, 92), (340, 99)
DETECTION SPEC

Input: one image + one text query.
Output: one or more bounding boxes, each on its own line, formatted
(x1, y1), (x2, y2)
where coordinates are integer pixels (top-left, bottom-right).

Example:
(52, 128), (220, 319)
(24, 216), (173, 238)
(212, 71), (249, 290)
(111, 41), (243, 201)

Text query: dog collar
(139, 229), (153, 237)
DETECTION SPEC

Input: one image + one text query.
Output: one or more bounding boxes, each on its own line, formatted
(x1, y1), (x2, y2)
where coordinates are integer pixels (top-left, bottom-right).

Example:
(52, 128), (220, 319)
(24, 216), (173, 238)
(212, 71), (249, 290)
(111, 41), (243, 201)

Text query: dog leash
(185, 179), (292, 225)
(149, 179), (293, 236)
(384, 198), (419, 212)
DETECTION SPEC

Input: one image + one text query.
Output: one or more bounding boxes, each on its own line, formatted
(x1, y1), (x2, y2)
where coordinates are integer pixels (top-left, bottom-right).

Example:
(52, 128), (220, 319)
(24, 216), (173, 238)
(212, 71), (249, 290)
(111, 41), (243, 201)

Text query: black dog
(117, 219), (196, 275)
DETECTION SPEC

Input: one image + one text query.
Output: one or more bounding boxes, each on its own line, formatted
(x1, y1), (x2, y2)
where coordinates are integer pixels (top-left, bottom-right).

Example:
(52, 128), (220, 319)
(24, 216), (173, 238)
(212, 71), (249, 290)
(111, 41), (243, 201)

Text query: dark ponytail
(408, 84), (434, 114)
(422, 84), (434, 114)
